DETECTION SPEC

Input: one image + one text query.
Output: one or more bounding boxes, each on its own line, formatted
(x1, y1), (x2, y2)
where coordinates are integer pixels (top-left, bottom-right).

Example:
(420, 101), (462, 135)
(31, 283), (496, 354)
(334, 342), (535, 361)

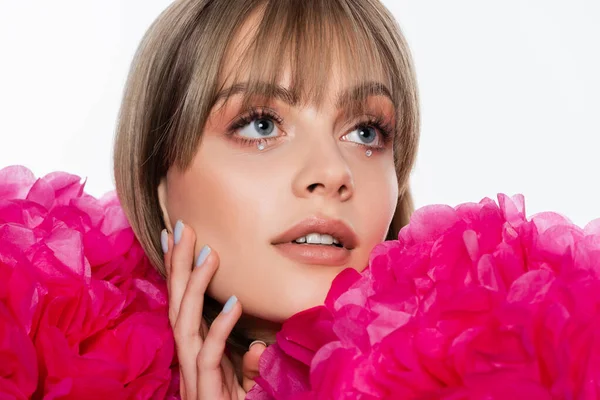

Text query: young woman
(113, 0), (420, 398)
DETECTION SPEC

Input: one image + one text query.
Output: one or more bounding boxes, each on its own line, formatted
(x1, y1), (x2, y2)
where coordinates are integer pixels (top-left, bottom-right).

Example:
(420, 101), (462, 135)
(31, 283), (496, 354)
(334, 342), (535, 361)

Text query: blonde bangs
(220, 0), (396, 112)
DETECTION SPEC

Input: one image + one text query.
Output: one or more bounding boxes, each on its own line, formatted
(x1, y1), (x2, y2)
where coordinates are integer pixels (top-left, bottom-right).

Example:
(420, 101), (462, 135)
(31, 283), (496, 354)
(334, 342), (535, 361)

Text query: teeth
(306, 233), (321, 244)
(294, 233), (340, 246)
(320, 234), (334, 245)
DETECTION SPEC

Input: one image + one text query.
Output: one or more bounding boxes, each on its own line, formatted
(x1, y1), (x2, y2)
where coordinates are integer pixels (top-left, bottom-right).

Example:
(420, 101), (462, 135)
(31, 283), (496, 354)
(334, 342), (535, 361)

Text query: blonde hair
(114, 0), (419, 302)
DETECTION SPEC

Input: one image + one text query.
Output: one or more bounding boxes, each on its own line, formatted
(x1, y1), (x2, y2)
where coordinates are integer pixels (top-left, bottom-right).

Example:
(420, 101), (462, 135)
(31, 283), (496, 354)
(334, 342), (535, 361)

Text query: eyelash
(226, 107), (395, 150)
(226, 107), (284, 147)
(349, 115), (395, 152)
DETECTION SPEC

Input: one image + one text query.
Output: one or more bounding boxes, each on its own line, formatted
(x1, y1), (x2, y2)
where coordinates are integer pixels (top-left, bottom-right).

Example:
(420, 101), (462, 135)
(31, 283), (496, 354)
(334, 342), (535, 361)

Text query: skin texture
(158, 18), (399, 325)
(157, 11), (400, 398)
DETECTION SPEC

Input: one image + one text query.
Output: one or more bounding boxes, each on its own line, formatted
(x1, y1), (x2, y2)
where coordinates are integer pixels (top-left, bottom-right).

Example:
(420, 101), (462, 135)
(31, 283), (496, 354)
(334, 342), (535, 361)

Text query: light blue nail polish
(222, 295), (238, 314)
(161, 229), (169, 253)
(195, 245), (211, 268)
(174, 220), (184, 244)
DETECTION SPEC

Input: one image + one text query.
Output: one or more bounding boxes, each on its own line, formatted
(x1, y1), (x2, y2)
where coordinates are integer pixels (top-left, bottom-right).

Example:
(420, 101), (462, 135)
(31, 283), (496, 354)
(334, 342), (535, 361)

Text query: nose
(291, 139), (355, 202)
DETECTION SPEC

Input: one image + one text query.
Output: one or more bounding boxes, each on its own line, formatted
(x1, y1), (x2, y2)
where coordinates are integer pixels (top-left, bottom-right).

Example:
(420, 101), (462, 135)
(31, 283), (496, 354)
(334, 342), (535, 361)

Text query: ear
(157, 177), (174, 233)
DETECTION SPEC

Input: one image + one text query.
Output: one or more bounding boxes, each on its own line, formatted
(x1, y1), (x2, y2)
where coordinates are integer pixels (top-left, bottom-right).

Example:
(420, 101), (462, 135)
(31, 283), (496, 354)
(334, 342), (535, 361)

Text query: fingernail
(195, 245), (211, 267)
(161, 229), (169, 253)
(174, 220), (184, 244)
(222, 295), (238, 314)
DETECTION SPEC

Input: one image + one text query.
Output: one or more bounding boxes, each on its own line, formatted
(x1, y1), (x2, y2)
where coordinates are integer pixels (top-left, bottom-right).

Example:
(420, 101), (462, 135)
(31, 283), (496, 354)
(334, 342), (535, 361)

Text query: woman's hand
(162, 221), (266, 399)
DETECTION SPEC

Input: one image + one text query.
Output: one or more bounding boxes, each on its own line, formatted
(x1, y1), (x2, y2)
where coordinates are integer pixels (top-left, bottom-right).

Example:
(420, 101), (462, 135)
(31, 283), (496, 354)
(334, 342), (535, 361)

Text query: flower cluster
(0, 166), (179, 399)
(248, 194), (600, 399)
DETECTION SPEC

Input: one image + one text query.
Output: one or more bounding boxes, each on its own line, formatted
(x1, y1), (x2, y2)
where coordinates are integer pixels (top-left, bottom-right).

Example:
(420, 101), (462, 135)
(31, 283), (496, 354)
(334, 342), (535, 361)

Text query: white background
(0, 1), (598, 227)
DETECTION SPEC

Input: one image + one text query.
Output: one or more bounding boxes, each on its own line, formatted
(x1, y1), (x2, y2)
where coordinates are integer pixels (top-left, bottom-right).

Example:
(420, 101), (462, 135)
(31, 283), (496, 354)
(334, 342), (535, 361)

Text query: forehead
(216, 5), (393, 110)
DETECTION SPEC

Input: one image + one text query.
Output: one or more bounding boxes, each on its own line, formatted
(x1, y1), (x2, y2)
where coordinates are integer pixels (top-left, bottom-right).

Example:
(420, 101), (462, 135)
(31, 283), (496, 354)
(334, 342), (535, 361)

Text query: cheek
(351, 158), (399, 266)
(168, 144), (280, 238)
(165, 144), (289, 302)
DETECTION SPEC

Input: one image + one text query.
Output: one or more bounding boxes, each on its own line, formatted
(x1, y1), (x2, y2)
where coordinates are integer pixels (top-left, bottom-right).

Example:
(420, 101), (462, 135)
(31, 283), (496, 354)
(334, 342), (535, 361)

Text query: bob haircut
(114, 0), (420, 278)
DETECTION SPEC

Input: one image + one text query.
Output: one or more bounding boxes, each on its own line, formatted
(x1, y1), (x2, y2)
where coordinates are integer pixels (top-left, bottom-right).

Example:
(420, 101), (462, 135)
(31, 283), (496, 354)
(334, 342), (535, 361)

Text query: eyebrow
(213, 81), (394, 109)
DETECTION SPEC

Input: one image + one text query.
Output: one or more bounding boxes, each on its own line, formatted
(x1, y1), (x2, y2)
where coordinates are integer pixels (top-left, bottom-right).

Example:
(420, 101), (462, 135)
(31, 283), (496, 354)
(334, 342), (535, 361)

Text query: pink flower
(0, 166), (179, 398)
(0, 301), (38, 399)
(248, 194), (600, 400)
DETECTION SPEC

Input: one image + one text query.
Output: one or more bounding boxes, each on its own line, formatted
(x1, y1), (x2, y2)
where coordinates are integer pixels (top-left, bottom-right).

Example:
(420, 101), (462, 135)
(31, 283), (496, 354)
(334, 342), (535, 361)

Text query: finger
(168, 220), (196, 326)
(179, 369), (187, 400)
(175, 246), (218, 339)
(242, 341), (267, 392)
(174, 246), (219, 400)
(219, 348), (237, 392)
(197, 295), (242, 399)
(161, 229), (174, 287)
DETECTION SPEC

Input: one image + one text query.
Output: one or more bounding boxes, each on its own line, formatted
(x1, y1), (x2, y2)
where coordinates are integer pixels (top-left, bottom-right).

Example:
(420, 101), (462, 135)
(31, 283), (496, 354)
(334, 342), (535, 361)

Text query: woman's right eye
(238, 118), (280, 139)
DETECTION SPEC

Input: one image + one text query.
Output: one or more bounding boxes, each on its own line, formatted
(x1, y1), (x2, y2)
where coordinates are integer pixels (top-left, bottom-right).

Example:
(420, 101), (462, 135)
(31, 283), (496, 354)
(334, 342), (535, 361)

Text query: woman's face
(159, 19), (399, 322)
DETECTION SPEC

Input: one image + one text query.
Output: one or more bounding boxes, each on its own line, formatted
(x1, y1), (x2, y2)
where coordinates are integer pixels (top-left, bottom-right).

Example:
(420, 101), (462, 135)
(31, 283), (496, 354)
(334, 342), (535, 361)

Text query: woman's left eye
(342, 125), (383, 147)
(238, 118), (280, 139)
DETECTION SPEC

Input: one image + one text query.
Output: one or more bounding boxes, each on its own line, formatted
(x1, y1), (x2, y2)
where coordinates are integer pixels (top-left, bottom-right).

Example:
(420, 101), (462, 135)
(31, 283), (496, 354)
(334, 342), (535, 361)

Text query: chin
(290, 285), (331, 314)
(251, 291), (328, 323)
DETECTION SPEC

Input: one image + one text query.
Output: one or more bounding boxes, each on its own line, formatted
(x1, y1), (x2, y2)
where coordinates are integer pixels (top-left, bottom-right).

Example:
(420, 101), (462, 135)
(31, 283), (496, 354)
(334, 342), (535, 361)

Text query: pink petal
(0, 165), (36, 200)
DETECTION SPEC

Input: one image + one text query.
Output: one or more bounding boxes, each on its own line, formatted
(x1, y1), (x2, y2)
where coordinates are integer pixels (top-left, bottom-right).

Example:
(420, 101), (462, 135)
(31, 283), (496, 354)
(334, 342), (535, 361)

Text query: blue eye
(343, 125), (382, 147)
(239, 118), (278, 139)
(356, 126), (377, 143)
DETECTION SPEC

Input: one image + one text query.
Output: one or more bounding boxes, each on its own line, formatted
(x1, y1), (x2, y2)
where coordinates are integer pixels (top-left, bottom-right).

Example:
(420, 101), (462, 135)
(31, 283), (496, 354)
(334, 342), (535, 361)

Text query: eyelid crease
(347, 114), (395, 139)
(227, 106), (284, 132)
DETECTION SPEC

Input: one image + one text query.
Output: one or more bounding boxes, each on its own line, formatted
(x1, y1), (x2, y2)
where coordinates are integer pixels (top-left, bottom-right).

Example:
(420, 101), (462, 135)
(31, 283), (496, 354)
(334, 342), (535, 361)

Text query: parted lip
(271, 216), (358, 250)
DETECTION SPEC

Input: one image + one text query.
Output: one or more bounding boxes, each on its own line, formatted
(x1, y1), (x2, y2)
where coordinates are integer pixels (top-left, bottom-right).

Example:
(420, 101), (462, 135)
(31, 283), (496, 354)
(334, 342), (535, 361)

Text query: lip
(272, 242), (351, 266)
(271, 216), (358, 249)
(271, 216), (358, 266)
